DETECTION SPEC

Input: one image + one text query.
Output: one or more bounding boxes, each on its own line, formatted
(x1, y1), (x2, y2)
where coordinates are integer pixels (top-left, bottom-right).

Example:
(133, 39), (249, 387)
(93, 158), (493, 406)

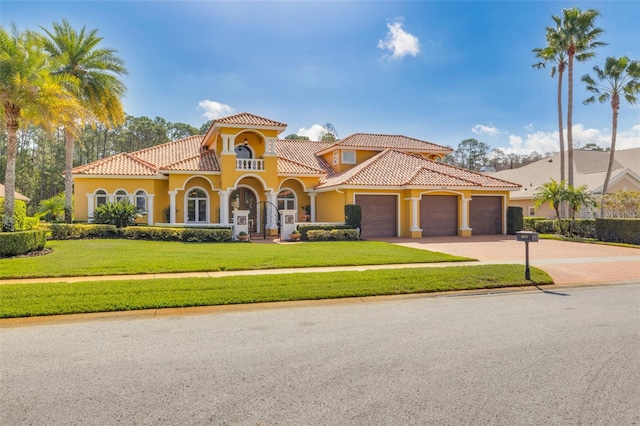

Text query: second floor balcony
(236, 158), (265, 171)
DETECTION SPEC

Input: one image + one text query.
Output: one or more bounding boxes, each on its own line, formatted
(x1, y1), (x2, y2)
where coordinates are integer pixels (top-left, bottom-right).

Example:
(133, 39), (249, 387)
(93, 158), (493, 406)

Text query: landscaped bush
(298, 224), (354, 241)
(0, 197), (29, 231)
(565, 219), (596, 238)
(596, 218), (640, 245)
(526, 219), (558, 234)
(0, 230), (47, 257)
(345, 204), (362, 229)
(50, 223), (118, 239)
(306, 229), (359, 241)
(507, 206), (523, 235)
(92, 201), (142, 228)
(121, 226), (232, 242)
(523, 217), (548, 231)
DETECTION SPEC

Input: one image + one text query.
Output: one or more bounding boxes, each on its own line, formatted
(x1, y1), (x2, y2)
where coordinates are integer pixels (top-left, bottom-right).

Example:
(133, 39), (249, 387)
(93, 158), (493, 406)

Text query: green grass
(0, 265), (552, 318)
(0, 240), (471, 279)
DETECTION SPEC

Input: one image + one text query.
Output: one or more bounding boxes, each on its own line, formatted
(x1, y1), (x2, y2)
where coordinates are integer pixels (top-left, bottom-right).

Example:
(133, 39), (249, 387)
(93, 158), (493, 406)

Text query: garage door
(470, 196), (502, 235)
(355, 195), (397, 238)
(421, 195), (458, 237)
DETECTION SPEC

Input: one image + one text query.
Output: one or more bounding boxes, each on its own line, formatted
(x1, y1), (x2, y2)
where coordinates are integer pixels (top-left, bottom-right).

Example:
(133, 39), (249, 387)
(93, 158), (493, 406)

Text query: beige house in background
(492, 148), (640, 218)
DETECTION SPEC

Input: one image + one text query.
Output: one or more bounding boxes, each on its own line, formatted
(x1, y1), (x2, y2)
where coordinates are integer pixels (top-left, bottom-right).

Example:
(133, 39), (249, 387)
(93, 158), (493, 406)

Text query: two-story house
(72, 112), (520, 238)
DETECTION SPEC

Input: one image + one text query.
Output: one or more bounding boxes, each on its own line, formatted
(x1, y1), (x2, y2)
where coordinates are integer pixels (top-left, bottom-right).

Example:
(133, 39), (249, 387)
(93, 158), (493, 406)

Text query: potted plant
(237, 231), (250, 242)
(290, 229), (301, 242)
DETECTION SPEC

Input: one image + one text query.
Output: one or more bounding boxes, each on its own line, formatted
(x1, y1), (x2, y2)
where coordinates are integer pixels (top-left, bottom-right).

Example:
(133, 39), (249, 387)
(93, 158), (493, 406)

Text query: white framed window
(333, 151), (339, 165)
(341, 150), (356, 164)
(528, 206), (536, 216)
(135, 190), (147, 212)
(95, 190), (107, 208)
(186, 187), (208, 223)
(277, 189), (297, 211)
(115, 190), (128, 203)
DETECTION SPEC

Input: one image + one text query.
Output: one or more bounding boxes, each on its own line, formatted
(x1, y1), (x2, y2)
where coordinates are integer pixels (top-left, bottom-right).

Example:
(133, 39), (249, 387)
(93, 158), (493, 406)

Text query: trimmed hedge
(507, 207), (523, 235)
(0, 230), (47, 257)
(307, 229), (360, 241)
(50, 223), (118, 239)
(0, 197), (29, 231)
(345, 204), (362, 229)
(298, 224), (354, 241)
(523, 217), (595, 238)
(596, 218), (640, 245)
(121, 226), (232, 242)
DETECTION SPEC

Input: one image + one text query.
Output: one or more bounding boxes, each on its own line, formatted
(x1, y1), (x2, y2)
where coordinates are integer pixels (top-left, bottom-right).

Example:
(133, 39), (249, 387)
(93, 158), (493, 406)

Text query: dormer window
(341, 150), (356, 164)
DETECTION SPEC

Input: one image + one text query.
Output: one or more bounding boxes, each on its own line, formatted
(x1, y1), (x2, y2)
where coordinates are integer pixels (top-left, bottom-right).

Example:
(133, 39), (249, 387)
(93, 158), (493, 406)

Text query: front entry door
(230, 188), (257, 232)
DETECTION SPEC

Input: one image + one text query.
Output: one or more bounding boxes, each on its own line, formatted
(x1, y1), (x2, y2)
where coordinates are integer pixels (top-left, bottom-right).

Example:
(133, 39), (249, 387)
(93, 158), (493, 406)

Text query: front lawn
(0, 240), (472, 279)
(0, 265), (552, 318)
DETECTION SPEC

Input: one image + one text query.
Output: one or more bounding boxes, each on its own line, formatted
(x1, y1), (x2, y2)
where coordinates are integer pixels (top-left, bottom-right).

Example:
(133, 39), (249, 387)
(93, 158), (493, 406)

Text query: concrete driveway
(385, 235), (640, 286)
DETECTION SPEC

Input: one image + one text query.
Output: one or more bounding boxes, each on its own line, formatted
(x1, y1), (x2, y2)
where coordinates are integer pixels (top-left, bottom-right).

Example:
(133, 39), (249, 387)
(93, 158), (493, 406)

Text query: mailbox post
(516, 231), (538, 280)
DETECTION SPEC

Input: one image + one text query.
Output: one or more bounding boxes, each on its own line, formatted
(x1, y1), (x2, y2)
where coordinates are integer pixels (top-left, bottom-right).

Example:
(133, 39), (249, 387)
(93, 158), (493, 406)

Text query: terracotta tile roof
(72, 152), (159, 176)
(134, 136), (203, 169)
(276, 139), (336, 175)
(316, 150), (520, 189)
(330, 133), (453, 153)
(214, 112), (287, 127)
(163, 150), (220, 171)
(277, 157), (326, 174)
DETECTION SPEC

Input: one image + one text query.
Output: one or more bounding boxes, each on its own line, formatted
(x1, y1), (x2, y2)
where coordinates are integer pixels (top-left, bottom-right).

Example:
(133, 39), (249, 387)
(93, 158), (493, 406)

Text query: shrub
(596, 218), (640, 245)
(307, 229), (359, 241)
(298, 224), (354, 241)
(34, 192), (65, 222)
(0, 197), (28, 231)
(345, 204), (362, 229)
(92, 201), (142, 228)
(564, 219), (595, 238)
(50, 223), (118, 239)
(523, 216), (547, 231)
(0, 230), (47, 257)
(120, 226), (232, 242)
(507, 207), (523, 235)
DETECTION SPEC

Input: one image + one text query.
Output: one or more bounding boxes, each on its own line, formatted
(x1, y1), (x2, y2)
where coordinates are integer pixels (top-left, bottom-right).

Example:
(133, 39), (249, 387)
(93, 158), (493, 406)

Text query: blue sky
(2, 1), (639, 154)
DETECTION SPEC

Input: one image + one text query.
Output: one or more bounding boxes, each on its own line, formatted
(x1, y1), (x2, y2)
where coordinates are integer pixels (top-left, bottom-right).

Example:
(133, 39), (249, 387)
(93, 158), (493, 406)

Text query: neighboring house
(0, 183), (30, 202)
(72, 112), (520, 238)
(492, 148), (640, 218)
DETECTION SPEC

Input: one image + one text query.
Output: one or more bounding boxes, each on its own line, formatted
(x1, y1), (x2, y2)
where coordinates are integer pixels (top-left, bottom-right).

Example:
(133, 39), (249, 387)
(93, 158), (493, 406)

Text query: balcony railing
(236, 158), (265, 171)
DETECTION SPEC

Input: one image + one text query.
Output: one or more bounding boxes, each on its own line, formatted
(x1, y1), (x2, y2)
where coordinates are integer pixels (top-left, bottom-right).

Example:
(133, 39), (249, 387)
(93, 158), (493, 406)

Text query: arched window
(135, 190), (147, 211)
(95, 190), (107, 207)
(115, 190), (128, 203)
(186, 188), (208, 223)
(234, 144), (252, 159)
(277, 189), (296, 211)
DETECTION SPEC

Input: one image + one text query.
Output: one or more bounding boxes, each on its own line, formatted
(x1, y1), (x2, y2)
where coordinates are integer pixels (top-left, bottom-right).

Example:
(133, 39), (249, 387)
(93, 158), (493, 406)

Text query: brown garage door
(355, 195), (397, 238)
(470, 196), (502, 235)
(421, 195), (458, 237)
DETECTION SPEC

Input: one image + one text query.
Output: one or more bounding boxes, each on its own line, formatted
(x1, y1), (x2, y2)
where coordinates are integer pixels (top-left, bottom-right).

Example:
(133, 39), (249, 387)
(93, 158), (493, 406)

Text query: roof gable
(317, 133), (453, 154)
(213, 112), (287, 128)
(72, 152), (158, 176)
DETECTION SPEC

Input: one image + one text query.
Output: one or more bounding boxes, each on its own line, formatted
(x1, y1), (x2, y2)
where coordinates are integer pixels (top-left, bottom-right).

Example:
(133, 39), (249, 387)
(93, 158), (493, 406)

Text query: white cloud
(377, 21), (420, 59)
(197, 100), (234, 120)
(297, 124), (329, 141)
(472, 124), (501, 136)
(499, 124), (640, 155)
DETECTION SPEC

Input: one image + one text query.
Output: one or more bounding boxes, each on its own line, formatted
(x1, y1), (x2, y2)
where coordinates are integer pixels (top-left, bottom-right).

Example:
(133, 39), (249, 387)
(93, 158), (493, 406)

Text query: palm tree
(0, 24), (80, 231)
(565, 184), (597, 220)
(552, 7), (606, 188)
(582, 56), (640, 217)
(533, 178), (567, 235)
(533, 24), (567, 198)
(41, 19), (128, 223)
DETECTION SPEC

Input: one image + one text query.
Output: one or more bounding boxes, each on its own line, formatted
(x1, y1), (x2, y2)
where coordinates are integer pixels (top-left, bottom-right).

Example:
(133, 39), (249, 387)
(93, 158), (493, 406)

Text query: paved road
(1, 284), (639, 425)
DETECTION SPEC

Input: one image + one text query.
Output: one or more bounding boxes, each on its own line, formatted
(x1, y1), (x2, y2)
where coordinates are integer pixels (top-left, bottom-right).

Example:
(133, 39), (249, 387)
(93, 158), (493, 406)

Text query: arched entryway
(230, 187), (258, 232)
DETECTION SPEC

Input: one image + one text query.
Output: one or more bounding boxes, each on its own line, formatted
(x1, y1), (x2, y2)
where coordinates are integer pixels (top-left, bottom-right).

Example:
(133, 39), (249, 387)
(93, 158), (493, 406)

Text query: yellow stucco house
(72, 112), (520, 238)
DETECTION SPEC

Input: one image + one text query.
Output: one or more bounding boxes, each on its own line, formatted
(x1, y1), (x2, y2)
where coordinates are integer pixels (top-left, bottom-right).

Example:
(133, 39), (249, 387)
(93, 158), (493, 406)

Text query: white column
(169, 191), (177, 224)
(86, 194), (95, 222)
(108, 194), (115, 203)
(460, 197), (472, 231)
(222, 135), (232, 154)
(219, 190), (230, 224)
(309, 192), (317, 222)
(265, 137), (277, 155)
(128, 195), (134, 204)
(410, 198), (421, 232)
(147, 194), (155, 225)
